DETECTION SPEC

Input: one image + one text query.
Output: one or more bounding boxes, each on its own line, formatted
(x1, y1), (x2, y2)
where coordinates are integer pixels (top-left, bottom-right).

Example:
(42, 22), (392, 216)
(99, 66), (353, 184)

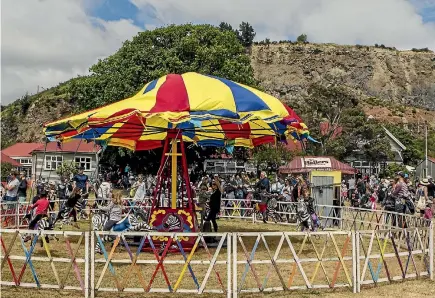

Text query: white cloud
(1, 0), (141, 104)
(132, 0), (435, 47)
(2, 0), (435, 105)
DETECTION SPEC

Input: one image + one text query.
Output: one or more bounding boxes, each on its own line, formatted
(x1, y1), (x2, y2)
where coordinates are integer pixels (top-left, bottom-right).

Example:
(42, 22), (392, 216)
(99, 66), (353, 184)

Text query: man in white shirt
(4, 171), (20, 209)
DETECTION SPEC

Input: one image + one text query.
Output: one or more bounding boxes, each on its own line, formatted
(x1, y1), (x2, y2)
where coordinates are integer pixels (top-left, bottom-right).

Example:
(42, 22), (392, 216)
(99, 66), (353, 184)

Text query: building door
(311, 176), (335, 228)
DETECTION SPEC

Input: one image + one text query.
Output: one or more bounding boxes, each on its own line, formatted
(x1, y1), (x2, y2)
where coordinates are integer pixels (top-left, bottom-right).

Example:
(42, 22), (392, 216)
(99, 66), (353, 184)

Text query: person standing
(17, 172), (28, 204)
(73, 166), (89, 218)
(427, 176), (434, 198)
(256, 171), (270, 193)
(348, 177), (356, 200)
(132, 174), (146, 200)
(205, 176), (222, 232)
(97, 177), (112, 205)
(391, 172), (409, 227)
(4, 171), (20, 209)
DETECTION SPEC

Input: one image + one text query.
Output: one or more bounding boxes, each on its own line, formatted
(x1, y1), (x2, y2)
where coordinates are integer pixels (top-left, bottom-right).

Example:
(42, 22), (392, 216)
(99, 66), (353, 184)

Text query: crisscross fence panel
(232, 231), (356, 297)
(0, 229), (89, 296)
(356, 226), (434, 292)
(91, 231), (231, 297)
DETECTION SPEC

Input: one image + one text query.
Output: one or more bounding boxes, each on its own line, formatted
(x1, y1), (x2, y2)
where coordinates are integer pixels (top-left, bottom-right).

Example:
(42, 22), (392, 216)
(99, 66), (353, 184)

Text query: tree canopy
(69, 24), (257, 111)
(238, 22), (256, 47)
(297, 34), (308, 43)
(294, 83), (393, 162)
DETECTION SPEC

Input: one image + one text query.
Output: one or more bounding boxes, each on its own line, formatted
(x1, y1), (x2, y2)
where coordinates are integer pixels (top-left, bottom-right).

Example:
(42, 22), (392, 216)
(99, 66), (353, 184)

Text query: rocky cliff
(251, 43), (435, 124)
(1, 43), (435, 147)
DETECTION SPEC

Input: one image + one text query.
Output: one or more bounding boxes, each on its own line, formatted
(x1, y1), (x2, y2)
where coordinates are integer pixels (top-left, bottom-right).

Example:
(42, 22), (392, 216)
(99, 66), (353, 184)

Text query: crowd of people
(340, 172), (434, 220)
(2, 164), (433, 236)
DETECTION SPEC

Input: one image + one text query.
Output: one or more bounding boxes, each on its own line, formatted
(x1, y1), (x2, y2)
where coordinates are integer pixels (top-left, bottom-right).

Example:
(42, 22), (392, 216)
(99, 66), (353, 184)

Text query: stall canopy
(279, 156), (356, 175)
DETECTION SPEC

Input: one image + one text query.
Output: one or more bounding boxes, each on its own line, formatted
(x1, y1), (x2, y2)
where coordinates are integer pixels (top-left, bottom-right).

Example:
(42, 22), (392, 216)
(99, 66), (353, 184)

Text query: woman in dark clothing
(205, 176), (222, 232)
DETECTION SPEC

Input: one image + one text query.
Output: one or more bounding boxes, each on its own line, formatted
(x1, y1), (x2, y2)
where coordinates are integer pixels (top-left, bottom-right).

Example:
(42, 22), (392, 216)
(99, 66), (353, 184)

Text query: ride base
(146, 130), (199, 251)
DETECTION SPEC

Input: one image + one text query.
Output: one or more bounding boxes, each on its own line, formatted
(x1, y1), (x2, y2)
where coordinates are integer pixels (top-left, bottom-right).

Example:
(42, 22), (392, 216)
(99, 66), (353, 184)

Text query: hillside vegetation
(1, 24), (434, 164)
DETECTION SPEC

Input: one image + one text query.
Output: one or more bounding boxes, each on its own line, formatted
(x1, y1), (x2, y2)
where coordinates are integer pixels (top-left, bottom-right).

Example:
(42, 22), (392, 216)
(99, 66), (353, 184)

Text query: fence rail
(1, 198), (432, 231)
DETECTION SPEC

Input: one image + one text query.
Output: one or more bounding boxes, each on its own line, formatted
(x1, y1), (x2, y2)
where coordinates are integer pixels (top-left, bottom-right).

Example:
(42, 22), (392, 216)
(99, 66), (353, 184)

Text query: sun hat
(419, 178), (430, 186)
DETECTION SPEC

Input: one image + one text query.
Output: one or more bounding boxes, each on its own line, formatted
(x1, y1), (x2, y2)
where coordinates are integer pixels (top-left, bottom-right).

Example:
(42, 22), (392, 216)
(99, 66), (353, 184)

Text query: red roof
(429, 157), (435, 163)
(279, 156), (356, 175)
(2, 143), (43, 157)
(33, 140), (100, 153)
(0, 152), (22, 167)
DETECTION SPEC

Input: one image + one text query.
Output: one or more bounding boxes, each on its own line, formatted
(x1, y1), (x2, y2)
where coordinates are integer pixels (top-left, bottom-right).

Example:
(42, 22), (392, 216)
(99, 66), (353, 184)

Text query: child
(28, 190), (50, 230)
(98, 191), (123, 231)
(303, 188), (320, 231)
(424, 201), (433, 220)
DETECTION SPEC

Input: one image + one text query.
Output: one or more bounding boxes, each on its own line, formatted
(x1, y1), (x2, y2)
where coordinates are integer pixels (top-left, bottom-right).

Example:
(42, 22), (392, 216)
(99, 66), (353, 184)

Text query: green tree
(384, 124), (424, 165)
(56, 161), (78, 179)
(1, 163), (13, 180)
(296, 83), (392, 162)
(252, 143), (294, 171)
(219, 22), (233, 32)
(69, 24), (257, 111)
(238, 22), (256, 47)
(379, 163), (409, 178)
(297, 34), (308, 43)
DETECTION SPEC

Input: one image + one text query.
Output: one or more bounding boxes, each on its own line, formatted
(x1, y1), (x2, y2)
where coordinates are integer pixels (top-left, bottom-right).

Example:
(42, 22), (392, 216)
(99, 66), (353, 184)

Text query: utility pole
(425, 121), (428, 177)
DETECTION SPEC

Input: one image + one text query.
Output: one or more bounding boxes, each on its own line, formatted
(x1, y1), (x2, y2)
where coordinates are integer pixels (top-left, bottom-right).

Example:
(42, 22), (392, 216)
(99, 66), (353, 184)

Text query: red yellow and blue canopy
(44, 72), (312, 150)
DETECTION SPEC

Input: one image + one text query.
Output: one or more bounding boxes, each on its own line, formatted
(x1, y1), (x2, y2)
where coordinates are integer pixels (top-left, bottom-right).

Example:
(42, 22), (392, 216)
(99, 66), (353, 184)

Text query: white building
(31, 140), (100, 181)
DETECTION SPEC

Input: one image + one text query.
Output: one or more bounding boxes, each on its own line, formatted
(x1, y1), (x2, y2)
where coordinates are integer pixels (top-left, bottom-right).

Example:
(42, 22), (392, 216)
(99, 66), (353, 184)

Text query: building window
(75, 157), (91, 171)
(45, 155), (63, 170)
(20, 159), (32, 165)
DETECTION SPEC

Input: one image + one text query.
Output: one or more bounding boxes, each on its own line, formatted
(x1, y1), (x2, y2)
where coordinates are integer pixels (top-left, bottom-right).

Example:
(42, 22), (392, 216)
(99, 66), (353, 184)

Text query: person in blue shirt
(256, 171), (270, 193)
(124, 164), (131, 175)
(73, 166), (89, 218)
(73, 167), (89, 193)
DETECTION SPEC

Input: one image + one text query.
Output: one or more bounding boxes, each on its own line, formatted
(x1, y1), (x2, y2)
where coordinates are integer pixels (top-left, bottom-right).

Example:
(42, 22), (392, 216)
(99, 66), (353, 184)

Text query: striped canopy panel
(43, 72), (311, 150)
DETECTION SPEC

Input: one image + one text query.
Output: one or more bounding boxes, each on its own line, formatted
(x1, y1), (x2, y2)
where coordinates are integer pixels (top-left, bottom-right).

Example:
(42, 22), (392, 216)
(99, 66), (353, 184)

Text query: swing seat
(112, 216), (131, 232)
(115, 217), (128, 225)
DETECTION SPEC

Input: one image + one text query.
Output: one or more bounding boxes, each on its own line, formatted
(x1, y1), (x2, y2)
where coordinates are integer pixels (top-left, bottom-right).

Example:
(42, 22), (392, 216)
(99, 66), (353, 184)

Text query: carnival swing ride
(43, 72), (312, 249)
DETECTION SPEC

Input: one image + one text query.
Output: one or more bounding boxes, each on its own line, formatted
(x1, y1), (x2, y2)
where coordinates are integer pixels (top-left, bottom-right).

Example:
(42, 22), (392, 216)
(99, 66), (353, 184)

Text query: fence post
(227, 233), (231, 298)
(430, 222), (434, 280)
(232, 233), (238, 298)
(352, 231), (357, 293)
(90, 231), (95, 298)
(355, 230), (361, 293)
(84, 231), (89, 298)
(15, 202), (19, 228)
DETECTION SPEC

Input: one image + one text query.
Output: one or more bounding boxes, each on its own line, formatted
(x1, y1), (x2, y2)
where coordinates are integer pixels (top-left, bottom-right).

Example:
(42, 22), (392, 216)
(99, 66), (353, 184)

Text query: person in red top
(28, 190), (50, 230)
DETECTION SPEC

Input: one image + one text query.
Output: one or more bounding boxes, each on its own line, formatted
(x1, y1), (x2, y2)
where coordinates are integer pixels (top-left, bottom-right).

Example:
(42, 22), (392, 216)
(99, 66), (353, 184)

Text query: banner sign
(301, 157), (332, 168)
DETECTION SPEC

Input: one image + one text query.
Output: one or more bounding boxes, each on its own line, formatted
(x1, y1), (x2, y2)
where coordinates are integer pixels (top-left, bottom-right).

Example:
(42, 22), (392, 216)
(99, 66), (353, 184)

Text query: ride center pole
(168, 139), (181, 209)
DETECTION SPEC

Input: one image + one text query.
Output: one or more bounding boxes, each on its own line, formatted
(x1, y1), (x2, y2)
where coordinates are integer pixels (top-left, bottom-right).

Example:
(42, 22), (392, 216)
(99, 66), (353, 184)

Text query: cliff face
(251, 43), (435, 110)
(1, 43), (435, 147)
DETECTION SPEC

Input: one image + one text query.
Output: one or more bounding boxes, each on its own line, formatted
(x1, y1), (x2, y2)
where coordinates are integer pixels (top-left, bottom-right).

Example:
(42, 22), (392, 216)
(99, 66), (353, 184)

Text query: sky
(1, 0), (435, 105)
